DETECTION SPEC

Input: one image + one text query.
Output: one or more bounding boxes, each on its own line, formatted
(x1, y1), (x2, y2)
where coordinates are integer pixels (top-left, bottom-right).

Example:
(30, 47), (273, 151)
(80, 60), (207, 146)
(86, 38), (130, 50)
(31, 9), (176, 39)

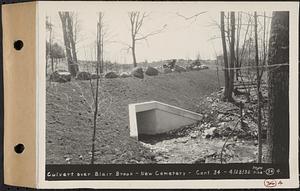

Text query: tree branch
(176, 11), (207, 20)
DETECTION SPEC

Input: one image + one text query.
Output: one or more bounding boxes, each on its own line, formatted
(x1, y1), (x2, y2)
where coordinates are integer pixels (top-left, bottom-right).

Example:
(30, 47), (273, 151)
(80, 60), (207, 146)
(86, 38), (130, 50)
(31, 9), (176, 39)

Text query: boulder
(91, 73), (100, 79)
(163, 68), (172, 74)
(105, 71), (119, 78)
(76, 71), (92, 80)
(192, 66), (201, 70)
(120, 72), (131, 78)
(131, 67), (144, 79)
(50, 70), (71, 83)
(145, 66), (159, 76)
(174, 65), (186, 72)
(200, 65), (209, 69)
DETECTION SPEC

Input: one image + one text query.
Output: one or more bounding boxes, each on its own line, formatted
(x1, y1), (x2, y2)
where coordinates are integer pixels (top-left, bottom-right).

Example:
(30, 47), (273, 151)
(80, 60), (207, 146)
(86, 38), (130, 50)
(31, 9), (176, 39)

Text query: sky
(47, 10), (271, 64)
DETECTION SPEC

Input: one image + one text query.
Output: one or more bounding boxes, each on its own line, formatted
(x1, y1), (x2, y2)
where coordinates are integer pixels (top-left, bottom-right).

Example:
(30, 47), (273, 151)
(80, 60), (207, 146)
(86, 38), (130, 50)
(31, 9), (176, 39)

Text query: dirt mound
(46, 69), (224, 164)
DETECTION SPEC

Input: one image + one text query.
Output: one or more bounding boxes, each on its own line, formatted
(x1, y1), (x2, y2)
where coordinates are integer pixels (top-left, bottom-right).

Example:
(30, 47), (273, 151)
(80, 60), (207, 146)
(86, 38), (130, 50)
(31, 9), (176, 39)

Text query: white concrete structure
(129, 101), (203, 139)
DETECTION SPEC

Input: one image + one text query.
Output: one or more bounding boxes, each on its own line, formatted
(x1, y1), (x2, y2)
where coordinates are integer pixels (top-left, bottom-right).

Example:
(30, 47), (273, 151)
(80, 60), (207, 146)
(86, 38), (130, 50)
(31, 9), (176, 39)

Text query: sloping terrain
(46, 69), (223, 164)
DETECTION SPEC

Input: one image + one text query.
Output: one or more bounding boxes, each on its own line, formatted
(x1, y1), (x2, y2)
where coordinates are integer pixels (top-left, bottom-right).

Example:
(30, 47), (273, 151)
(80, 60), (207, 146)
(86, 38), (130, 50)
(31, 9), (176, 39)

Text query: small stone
(130, 159), (139, 164)
(223, 117), (231, 122)
(203, 127), (217, 138)
(233, 136), (238, 141)
(79, 155), (83, 160)
(65, 157), (72, 162)
(179, 138), (189, 143)
(193, 157), (205, 164)
(217, 114), (224, 121)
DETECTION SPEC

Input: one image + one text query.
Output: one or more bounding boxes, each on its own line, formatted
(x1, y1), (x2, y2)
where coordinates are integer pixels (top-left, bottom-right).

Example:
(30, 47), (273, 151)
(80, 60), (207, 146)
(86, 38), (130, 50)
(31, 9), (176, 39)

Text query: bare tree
(266, 11), (289, 163)
(128, 12), (166, 67)
(91, 12), (104, 164)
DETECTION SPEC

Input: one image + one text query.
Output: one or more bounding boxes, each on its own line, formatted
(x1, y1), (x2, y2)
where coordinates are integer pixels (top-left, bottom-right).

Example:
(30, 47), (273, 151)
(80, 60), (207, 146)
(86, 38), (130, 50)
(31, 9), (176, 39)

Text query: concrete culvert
(145, 66), (159, 76)
(50, 70), (71, 83)
(76, 71), (92, 80)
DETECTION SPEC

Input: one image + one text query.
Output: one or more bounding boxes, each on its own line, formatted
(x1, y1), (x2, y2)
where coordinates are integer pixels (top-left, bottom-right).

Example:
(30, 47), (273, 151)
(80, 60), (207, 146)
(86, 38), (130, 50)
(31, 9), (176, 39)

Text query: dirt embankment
(46, 70), (223, 164)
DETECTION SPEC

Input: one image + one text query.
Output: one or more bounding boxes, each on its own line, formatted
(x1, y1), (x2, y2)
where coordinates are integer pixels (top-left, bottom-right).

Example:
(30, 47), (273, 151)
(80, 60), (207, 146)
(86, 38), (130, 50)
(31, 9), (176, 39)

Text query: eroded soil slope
(46, 70), (223, 164)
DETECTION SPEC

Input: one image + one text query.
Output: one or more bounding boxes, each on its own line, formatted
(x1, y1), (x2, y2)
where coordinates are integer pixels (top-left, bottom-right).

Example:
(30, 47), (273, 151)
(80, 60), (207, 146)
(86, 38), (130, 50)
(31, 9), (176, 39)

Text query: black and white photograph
(43, 2), (294, 184)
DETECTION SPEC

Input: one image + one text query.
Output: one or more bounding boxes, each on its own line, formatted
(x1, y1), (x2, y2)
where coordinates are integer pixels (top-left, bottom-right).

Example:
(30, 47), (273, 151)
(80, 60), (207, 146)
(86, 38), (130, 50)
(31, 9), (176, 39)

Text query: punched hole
(14, 144), (25, 154)
(14, 40), (24, 50)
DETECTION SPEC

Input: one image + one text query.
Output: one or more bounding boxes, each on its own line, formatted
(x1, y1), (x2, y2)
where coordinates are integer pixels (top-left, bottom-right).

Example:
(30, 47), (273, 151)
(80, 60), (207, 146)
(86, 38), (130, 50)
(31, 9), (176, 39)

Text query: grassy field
(46, 69), (224, 164)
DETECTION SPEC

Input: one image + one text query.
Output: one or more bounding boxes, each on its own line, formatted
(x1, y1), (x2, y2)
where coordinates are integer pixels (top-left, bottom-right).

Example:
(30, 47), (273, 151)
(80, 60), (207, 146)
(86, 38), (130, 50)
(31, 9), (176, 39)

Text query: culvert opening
(138, 123), (200, 144)
(129, 101), (203, 140)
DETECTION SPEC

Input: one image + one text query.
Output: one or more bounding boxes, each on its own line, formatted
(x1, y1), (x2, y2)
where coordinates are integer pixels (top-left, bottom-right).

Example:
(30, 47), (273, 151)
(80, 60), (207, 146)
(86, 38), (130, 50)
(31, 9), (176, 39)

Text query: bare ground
(46, 69), (225, 164)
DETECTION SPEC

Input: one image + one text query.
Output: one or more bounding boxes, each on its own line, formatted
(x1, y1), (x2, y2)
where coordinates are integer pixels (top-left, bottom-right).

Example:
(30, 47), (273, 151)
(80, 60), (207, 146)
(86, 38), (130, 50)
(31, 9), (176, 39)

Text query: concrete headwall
(129, 101), (202, 139)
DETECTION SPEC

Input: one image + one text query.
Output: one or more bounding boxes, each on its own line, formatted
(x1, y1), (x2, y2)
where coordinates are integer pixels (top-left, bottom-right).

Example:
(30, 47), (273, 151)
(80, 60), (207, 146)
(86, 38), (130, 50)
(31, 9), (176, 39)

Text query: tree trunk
(91, 12), (103, 165)
(49, 25), (54, 73)
(220, 12), (230, 101)
(254, 12), (262, 163)
(236, 12), (241, 80)
(266, 11), (289, 163)
(66, 13), (78, 63)
(66, 13), (79, 74)
(132, 39), (137, 67)
(228, 12), (235, 102)
(59, 12), (78, 77)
